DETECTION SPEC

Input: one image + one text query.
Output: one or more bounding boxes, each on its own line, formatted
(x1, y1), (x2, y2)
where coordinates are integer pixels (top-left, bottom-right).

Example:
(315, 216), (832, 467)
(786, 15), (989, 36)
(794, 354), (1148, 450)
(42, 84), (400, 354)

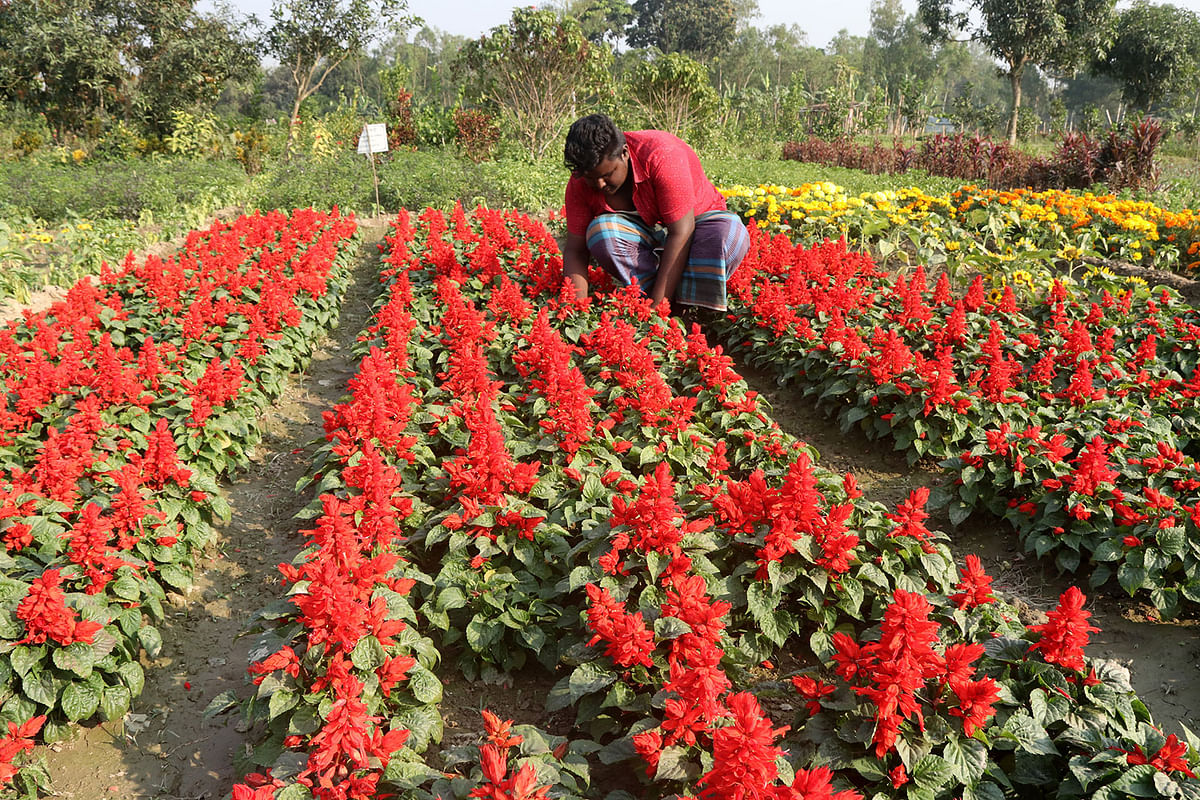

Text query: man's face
(581, 146), (629, 194)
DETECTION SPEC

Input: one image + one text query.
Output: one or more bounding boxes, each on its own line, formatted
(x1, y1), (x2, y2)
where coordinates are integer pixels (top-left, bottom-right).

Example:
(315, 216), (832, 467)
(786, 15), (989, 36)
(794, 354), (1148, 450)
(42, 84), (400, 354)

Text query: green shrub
(249, 153), (375, 214)
(477, 157), (563, 211)
(0, 157), (248, 221)
(377, 148), (483, 211)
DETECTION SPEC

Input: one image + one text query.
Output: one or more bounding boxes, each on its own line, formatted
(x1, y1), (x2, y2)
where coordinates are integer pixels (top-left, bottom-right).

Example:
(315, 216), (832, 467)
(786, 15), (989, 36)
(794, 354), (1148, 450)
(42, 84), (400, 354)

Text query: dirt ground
(22, 227), (1200, 800)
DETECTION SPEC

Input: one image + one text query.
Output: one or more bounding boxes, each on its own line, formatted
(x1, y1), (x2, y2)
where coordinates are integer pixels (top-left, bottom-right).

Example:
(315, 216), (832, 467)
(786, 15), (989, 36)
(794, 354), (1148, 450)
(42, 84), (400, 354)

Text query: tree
(625, 52), (719, 137)
(455, 7), (611, 158)
(715, 23), (810, 92)
(626, 0), (738, 58)
(1094, 1), (1200, 111)
(0, 0), (253, 134)
(376, 26), (468, 107)
(264, 0), (414, 155)
(135, 6), (258, 133)
(863, 0), (936, 133)
(919, 0), (1115, 142)
(556, 0), (635, 45)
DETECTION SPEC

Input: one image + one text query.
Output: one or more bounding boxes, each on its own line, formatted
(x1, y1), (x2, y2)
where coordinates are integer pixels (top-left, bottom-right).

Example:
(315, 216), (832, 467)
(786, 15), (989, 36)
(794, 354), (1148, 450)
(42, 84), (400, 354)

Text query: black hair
(564, 113), (625, 173)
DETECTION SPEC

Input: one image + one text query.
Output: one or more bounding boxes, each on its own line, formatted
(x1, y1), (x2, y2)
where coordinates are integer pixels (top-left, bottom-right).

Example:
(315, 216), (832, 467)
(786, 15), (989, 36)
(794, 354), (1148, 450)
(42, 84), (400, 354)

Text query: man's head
(564, 114), (626, 174)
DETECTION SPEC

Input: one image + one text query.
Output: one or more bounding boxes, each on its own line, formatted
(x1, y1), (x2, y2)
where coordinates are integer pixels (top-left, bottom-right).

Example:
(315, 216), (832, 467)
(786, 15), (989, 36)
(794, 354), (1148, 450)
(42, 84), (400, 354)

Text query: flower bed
(233, 205), (1199, 800)
(705, 224), (1200, 617)
(0, 208), (358, 791)
(720, 182), (1200, 276)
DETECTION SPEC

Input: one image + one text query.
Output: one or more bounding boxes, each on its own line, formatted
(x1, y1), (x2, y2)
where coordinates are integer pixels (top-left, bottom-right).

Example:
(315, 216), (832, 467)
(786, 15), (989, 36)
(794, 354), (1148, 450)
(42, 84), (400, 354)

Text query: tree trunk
(285, 93), (303, 158)
(1006, 61), (1024, 145)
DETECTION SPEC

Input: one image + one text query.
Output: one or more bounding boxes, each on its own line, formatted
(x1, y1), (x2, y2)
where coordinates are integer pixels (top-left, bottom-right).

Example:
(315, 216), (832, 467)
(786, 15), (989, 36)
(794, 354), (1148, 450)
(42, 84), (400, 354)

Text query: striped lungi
(584, 210), (750, 311)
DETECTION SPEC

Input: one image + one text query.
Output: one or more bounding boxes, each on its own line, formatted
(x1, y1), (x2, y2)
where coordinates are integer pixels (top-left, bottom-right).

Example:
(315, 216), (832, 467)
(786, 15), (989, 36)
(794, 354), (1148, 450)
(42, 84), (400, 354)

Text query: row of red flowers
(706, 227), (1200, 616)
(231, 204), (1198, 800)
(0, 209), (358, 792)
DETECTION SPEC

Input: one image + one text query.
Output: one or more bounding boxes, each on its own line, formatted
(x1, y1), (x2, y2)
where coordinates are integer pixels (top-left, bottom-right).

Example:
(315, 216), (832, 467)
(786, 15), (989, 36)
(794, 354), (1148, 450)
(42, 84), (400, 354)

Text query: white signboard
(357, 123), (389, 155)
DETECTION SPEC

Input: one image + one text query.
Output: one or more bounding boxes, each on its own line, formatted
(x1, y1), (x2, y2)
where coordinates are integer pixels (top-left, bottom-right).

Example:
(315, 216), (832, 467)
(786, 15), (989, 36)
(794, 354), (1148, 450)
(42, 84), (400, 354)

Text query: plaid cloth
(584, 210), (749, 311)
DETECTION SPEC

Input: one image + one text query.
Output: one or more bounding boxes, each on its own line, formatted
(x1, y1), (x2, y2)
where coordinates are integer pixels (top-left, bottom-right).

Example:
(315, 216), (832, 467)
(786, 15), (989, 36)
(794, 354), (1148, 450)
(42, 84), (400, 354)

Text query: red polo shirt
(564, 129), (727, 237)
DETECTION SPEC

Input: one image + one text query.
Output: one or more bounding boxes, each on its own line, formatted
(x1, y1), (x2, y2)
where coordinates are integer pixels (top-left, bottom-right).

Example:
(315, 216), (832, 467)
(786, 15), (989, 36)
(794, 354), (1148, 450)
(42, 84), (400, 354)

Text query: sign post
(356, 123), (389, 215)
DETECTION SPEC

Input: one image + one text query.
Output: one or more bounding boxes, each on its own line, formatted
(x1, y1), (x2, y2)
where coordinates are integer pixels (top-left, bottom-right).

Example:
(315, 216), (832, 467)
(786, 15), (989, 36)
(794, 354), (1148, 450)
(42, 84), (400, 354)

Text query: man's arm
(649, 211), (695, 306)
(563, 231), (590, 299)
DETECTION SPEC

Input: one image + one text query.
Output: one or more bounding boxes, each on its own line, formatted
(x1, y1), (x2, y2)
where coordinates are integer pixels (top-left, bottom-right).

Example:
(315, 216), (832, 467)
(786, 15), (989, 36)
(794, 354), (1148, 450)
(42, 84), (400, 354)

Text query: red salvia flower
(1028, 586), (1099, 672)
(949, 554), (996, 609)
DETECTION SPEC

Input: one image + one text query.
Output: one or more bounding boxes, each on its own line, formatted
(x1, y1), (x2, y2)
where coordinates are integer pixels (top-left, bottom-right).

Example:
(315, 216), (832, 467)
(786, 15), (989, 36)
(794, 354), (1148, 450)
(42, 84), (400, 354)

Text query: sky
(208, 0), (917, 50)
(209, 0), (1200, 51)
(405, 0), (915, 49)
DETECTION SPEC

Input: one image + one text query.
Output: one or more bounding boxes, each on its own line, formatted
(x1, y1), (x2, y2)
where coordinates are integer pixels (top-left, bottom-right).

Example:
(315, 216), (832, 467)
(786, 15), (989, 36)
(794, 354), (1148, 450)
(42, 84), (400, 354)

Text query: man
(561, 113), (749, 312)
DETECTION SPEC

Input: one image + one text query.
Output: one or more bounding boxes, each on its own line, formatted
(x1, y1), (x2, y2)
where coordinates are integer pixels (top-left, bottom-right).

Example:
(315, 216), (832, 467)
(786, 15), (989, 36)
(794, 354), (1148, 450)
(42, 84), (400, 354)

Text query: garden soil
(24, 229), (1200, 799)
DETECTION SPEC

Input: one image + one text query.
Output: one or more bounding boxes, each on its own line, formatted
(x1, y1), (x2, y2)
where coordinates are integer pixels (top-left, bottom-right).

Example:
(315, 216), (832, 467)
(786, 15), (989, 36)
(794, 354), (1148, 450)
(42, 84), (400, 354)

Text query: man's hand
(563, 231), (590, 300)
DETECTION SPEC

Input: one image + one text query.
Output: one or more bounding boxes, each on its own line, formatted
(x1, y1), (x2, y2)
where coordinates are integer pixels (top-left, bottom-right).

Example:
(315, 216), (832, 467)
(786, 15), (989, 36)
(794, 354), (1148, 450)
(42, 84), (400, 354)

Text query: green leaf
(963, 782), (1006, 800)
(910, 754), (954, 790)
(383, 756), (442, 788)
(1003, 711), (1059, 756)
(520, 625), (547, 652)
(21, 671), (57, 707)
(41, 716), (74, 744)
(942, 736), (987, 784)
(10, 645), (43, 679)
(654, 746), (698, 781)
(568, 661), (617, 702)
(203, 689), (240, 720)
(1117, 562), (1146, 595)
(654, 617), (692, 640)
(52, 642), (96, 678)
(276, 784), (312, 800)
(117, 661), (145, 696)
(466, 617), (502, 651)
(809, 628), (835, 660)
(745, 580), (791, 645)
(287, 705), (322, 737)
(269, 688), (299, 720)
(640, 446), (659, 467)
(158, 564), (192, 591)
(567, 566), (595, 592)
(836, 574), (865, 616)
(435, 586), (467, 612)
(350, 636), (386, 672)
(409, 665), (442, 705)
(61, 682), (100, 722)
(582, 473), (606, 503)
(1156, 526), (1185, 556)
(392, 704), (444, 753)
(111, 573), (142, 601)
(99, 685), (131, 721)
(138, 626), (163, 659)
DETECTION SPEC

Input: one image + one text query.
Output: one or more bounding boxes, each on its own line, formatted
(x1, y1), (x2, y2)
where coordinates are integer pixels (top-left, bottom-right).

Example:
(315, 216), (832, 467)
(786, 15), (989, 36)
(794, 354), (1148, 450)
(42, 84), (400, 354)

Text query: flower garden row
(0, 208), (359, 792)
(720, 182), (1200, 279)
(704, 221), (1200, 618)
(228, 205), (1198, 800)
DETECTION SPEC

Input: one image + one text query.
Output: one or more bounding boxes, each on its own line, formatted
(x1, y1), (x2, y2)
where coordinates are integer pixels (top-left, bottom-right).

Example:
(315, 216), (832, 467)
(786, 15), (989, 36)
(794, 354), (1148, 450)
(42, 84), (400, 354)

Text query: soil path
(39, 217), (392, 800)
(737, 364), (1200, 737)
